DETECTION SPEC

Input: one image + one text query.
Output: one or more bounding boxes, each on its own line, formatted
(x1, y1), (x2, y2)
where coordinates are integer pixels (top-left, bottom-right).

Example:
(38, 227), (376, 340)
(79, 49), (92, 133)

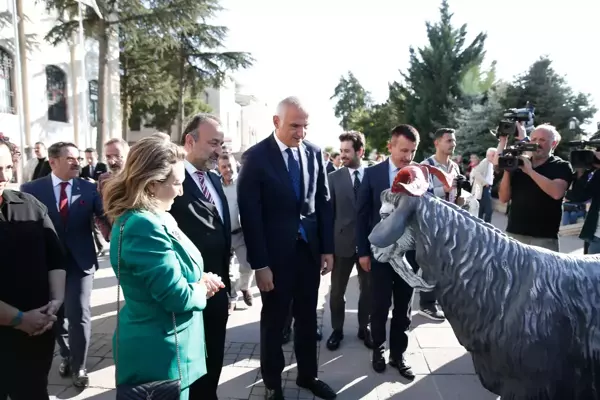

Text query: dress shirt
(51, 173), (74, 211)
(347, 165), (365, 183)
(184, 160), (224, 219)
(221, 178), (241, 232)
(273, 133), (299, 170)
(388, 159), (403, 187)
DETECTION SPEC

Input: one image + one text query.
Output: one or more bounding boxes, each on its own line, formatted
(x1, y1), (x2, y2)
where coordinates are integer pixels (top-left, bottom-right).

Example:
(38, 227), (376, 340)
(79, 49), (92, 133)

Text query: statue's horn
(419, 164), (453, 191)
(391, 165), (429, 196)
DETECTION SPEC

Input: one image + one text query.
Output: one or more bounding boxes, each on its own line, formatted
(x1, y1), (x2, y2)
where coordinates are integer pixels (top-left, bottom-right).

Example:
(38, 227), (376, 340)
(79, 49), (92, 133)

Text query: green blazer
(110, 209), (207, 389)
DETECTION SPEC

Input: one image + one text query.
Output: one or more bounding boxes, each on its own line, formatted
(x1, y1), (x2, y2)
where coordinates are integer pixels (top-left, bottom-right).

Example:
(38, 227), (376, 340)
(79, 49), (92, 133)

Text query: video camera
(454, 174), (470, 198)
(567, 140), (600, 169)
(497, 142), (540, 172)
(496, 102), (535, 138)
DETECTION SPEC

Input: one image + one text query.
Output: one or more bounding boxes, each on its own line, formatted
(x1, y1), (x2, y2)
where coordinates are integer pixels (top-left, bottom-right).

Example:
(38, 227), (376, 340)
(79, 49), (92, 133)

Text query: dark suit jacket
(326, 161), (336, 174)
(356, 159), (392, 258)
(21, 175), (106, 273)
(237, 134), (334, 271)
(81, 162), (108, 181)
(169, 169), (232, 290)
(329, 167), (361, 258)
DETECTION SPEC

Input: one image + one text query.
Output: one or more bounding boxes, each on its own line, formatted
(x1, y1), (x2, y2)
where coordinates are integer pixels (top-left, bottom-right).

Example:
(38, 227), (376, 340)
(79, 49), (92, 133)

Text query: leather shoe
(316, 326), (323, 341)
(390, 357), (415, 381)
(357, 326), (373, 349)
(372, 347), (386, 373)
(265, 387), (284, 400)
(241, 290), (253, 307)
(296, 377), (336, 399)
(72, 369), (90, 388)
(326, 329), (344, 351)
(58, 358), (71, 378)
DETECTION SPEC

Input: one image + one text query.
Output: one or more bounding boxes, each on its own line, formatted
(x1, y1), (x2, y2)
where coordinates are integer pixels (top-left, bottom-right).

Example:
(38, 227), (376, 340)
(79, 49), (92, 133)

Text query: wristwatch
(10, 311), (23, 327)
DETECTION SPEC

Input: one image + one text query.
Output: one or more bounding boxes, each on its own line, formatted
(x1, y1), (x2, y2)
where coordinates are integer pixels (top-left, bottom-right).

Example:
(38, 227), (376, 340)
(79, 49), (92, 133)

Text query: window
(0, 48), (14, 114)
(89, 79), (98, 126)
(46, 65), (68, 122)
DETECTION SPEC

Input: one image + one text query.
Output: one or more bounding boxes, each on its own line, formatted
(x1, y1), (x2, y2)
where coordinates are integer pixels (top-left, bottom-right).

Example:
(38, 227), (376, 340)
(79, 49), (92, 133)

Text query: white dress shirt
(273, 133), (299, 170)
(184, 160), (224, 219)
(51, 173), (74, 211)
(347, 165), (365, 183)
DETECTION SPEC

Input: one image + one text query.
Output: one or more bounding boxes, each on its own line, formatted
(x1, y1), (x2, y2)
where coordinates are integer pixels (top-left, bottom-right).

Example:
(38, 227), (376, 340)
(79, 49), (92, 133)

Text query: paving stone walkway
(47, 212), (584, 399)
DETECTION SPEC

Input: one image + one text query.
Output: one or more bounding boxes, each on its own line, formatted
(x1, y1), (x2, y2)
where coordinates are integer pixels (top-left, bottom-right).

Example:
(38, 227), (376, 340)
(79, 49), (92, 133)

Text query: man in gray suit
(326, 131), (372, 351)
(21, 141), (107, 389)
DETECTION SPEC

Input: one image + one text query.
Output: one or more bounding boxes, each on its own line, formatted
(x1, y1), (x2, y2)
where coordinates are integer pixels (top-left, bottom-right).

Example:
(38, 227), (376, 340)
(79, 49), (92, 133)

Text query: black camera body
(455, 174), (470, 198)
(497, 142), (540, 172)
(496, 103), (536, 138)
(567, 140), (600, 169)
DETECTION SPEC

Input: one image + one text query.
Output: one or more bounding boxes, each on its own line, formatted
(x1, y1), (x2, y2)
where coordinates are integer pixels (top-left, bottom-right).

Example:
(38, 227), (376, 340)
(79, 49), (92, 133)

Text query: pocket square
(71, 194), (81, 204)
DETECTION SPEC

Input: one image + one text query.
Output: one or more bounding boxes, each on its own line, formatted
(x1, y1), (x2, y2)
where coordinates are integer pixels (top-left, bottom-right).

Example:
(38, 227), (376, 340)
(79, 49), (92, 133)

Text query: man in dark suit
(168, 114), (231, 400)
(21, 141), (107, 388)
(356, 124), (420, 380)
(238, 97), (336, 400)
(327, 131), (372, 351)
(326, 152), (340, 174)
(80, 148), (107, 182)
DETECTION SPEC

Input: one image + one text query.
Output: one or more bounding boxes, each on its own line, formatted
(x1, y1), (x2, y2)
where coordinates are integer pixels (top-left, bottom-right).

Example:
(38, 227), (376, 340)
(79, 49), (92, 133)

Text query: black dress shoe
(316, 326), (323, 341)
(72, 369), (90, 388)
(357, 327), (373, 349)
(58, 358), (71, 377)
(241, 290), (253, 307)
(389, 357), (415, 381)
(326, 330), (344, 351)
(296, 378), (336, 399)
(372, 347), (386, 373)
(282, 328), (292, 345)
(265, 387), (285, 400)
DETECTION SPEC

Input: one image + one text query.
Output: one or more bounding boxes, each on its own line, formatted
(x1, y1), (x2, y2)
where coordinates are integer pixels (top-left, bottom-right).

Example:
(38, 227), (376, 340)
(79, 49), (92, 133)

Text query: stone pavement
(47, 212), (584, 400)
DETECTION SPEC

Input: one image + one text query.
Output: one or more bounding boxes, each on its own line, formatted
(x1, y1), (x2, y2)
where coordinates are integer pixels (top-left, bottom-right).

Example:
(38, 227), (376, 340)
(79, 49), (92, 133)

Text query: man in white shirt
(471, 148), (497, 223)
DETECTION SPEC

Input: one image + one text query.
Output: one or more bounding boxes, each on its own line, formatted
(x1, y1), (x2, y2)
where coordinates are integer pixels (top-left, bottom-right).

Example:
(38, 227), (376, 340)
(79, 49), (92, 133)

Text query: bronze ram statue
(368, 164), (600, 400)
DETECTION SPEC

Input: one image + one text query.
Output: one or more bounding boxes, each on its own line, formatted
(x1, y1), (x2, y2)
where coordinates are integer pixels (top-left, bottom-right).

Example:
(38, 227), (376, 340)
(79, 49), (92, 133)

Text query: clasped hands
(199, 272), (225, 298)
(15, 300), (62, 336)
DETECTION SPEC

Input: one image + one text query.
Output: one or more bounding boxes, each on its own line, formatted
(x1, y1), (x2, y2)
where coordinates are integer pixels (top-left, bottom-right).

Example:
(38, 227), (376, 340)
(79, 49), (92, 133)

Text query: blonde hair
(103, 133), (186, 221)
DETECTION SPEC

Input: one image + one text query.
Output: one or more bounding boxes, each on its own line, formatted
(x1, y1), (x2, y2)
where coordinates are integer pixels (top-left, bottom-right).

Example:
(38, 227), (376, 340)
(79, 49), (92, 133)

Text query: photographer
(497, 123), (573, 251)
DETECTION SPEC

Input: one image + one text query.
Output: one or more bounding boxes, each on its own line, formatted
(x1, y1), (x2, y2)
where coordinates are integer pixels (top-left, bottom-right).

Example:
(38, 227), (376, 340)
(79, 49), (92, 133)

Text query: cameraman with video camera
(497, 122), (573, 251)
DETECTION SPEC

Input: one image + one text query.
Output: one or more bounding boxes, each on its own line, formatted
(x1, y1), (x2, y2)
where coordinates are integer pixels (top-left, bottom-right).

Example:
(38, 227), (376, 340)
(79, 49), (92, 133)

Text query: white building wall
(0, 1), (121, 153)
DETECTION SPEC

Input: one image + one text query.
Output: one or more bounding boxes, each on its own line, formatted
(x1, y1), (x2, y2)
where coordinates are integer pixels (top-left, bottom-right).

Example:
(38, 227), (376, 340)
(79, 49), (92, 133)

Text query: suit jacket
(237, 134), (334, 271)
(169, 169), (232, 290)
(21, 175), (106, 273)
(356, 159), (392, 258)
(326, 161), (336, 174)
(329, 167), (362, 258)
(81, 162), (108, 181)
(109, 210), (207, 388)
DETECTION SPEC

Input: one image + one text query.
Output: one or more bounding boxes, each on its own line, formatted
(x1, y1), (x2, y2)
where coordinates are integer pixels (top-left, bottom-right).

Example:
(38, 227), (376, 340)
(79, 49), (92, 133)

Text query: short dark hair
(48, 142), (78, 159)
(34, 141), (45, 148)
(84, 147), (97, 154)
(391, 124), (420, 143)
(339, 131), (365, 152)
(181, 113), (221, 145)
(433, 128), (455, 140)
(330, 151), (340, 159)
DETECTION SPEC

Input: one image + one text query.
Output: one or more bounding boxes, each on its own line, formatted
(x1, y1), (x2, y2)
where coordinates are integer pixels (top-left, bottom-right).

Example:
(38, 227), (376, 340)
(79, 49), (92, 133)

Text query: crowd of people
(0, 94), (594, 400)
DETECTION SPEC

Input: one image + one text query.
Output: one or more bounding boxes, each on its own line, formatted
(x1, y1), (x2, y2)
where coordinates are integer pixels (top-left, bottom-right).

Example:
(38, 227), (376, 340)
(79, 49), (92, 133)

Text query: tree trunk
(120, 58), (129, 142)
(175, 44), (185, 144)
(96, 21), (109, 158)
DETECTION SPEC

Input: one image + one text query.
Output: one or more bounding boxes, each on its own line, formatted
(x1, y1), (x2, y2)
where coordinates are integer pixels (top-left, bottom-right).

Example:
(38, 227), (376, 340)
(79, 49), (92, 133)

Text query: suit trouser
(370, 259), (414, 359)
(189, 289), (229, 400)
(260, 240), (320, 389)
(0, 330), (54, 400)
(329, 254), (371, 331)
(54, 268), (94, 372)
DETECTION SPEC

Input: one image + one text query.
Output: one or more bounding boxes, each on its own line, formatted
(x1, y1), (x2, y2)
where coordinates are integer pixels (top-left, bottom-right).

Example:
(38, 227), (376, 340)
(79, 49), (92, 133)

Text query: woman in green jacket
(103, 134), (224, 400)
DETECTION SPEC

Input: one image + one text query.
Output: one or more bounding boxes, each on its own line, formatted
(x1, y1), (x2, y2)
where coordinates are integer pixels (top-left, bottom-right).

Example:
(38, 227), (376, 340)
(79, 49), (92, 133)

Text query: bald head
(273, 96), (309, 148)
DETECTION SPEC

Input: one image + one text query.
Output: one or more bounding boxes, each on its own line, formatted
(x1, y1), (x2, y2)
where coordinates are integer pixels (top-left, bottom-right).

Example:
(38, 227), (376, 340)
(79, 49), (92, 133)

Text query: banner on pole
(75, 0), (103, 19)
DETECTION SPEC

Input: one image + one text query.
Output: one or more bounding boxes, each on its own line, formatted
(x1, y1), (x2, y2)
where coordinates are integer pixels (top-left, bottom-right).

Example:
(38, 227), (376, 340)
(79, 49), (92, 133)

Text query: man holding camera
(498, 123), (573, 251)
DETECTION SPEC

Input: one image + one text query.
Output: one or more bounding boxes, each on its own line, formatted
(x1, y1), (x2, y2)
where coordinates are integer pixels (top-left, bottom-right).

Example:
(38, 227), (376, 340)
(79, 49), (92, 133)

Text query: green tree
(390, 0), (488, 159)
(502, 57), (598, 158)
(330, 71), (372, 130)
(349, 102), (402, 155)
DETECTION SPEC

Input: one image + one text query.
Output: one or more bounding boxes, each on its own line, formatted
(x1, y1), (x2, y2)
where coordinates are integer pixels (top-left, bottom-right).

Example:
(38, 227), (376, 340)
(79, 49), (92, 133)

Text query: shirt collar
(51, 173), (73, 187)
(184, 160), (202, 176)
(348, 165), (365, 175)
(273, 132), (302, 154)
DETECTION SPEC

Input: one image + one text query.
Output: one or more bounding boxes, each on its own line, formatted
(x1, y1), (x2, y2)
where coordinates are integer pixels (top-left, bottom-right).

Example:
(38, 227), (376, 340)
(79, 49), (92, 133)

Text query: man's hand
(200, 273), (225, 298)
(358, 256), (371, 272)
(320, 254), (334, 276)
(519, 156), (534, 175)
(16, 305), (56, 336)
(516, 121), (527, 141)
(255, 267), (274, 292)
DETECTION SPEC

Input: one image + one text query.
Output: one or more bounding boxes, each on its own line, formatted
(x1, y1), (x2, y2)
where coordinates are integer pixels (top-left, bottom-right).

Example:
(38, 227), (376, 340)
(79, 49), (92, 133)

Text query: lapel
(68, 178), (83, 224)
(339, 167), (356, 207)
(298, 143), (310, 203)
(378, 159), (392, 192)
(267, 134), (297, 201)
(40, 176), (62, 228)
(207, 171), (228, 227)
(183, 170), (221, 224)
(156, 213), (202, 277)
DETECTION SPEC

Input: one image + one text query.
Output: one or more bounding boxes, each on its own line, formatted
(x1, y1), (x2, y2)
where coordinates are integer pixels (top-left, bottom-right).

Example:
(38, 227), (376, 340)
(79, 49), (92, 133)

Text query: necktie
(196, 171), (215, 204)
(353, 170), (361, 198)
(58, 182), (69, 222)
(285, 148), (307, 241)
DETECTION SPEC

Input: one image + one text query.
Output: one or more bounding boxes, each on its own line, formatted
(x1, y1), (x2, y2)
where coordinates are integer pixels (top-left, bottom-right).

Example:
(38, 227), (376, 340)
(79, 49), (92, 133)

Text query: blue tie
(285, 148), (307, 241)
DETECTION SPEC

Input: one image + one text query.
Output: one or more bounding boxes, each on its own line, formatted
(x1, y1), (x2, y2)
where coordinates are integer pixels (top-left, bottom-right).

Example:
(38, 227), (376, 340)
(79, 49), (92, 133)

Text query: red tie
(196, 171), (215, 204)
(59, 182), (69, 222)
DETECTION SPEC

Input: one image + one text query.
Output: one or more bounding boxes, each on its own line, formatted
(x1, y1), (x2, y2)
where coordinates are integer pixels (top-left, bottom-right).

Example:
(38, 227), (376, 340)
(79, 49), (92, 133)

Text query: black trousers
(370, 258), (414, 358)
(260, 240), (320, 389)
(189, 289), (229, 400)
(0, 330), (55, 400)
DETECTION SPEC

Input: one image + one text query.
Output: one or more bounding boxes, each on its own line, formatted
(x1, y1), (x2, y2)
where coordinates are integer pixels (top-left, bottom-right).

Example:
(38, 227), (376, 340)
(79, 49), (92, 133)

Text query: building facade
(0, 0), (121, 157)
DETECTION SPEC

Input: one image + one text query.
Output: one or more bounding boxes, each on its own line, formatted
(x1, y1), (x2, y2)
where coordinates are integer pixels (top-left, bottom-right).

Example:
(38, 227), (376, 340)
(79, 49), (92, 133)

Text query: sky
(215, 0), (600, 149)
